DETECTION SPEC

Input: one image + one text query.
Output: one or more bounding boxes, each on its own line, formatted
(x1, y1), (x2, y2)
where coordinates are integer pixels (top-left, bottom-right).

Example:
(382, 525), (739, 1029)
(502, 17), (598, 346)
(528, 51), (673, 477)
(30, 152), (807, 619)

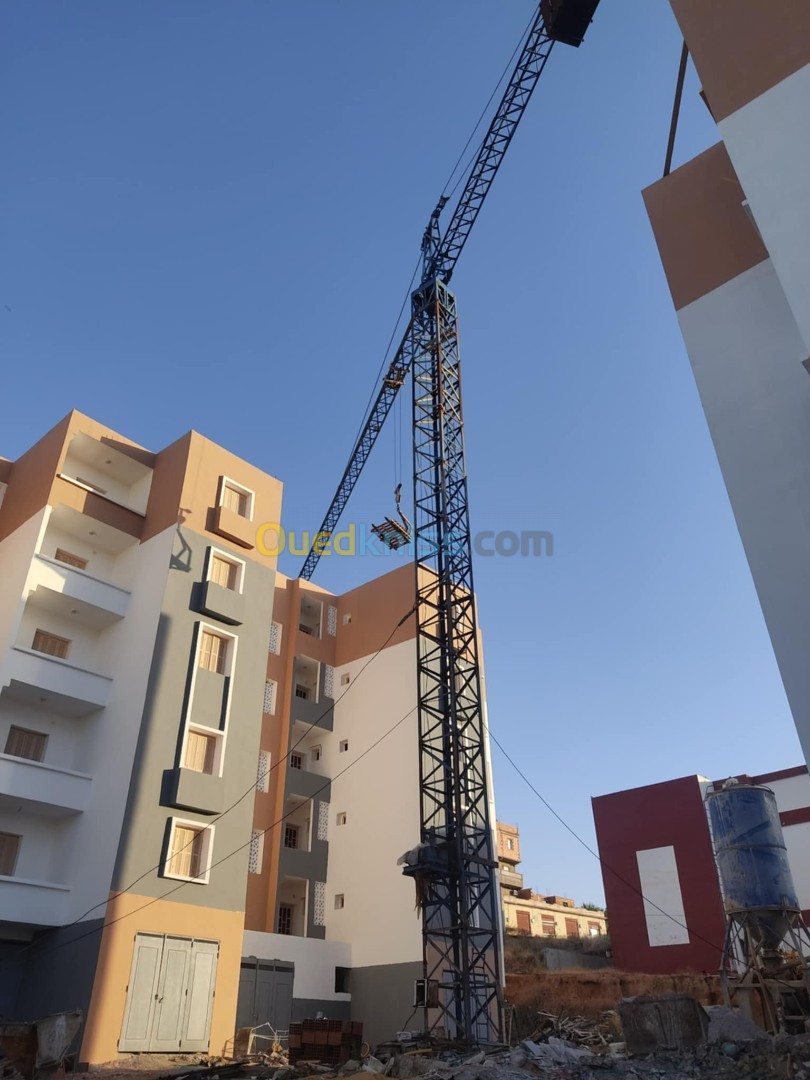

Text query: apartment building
(0, 411), (483, 1061)
(495, 822), (607, 940)
(643, 2), (810, 764)
(592, 766), (810, 974)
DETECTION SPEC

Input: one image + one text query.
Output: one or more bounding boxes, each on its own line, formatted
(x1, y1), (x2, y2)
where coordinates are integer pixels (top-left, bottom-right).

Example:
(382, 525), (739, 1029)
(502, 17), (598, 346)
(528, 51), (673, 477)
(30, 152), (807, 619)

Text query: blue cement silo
(706, 782), (799, 946)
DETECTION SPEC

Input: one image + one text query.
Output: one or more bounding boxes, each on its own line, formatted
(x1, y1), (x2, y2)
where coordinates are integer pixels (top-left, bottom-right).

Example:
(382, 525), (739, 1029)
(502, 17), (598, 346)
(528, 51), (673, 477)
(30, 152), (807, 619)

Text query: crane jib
(298, 0), (602, 581)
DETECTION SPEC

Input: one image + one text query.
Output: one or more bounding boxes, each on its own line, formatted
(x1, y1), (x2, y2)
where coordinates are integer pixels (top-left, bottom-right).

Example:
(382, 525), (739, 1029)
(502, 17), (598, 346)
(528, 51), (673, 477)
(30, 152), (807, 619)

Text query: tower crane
(298, 0), (601, 1046)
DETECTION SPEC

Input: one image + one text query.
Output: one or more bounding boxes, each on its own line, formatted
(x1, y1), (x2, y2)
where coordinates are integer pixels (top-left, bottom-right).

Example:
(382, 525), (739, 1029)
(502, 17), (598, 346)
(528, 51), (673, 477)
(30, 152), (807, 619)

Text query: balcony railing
(5, 647), (112, 716)
(30, 554), (130, 624)
(0, 754), (92, 816)
(0, 875), (70, 926)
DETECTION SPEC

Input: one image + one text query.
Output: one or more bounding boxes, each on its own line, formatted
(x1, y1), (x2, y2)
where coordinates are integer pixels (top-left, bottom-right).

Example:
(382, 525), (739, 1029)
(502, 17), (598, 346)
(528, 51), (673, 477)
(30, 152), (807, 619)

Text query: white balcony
(0, 754), (91, 818)
(0, 875), (70, 926)
(28, 554), (130, 626)
(3, 647), (112, 716)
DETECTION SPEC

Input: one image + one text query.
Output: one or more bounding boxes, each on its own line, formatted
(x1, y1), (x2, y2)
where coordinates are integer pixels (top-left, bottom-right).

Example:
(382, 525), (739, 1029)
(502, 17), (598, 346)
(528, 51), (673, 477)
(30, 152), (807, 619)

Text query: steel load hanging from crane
(297, 0), (601, 1048)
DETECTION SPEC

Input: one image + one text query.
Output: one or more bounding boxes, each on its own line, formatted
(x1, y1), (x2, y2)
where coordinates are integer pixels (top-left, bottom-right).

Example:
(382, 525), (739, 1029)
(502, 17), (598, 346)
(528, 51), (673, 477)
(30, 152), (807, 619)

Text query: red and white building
(592, 766), (810, 974)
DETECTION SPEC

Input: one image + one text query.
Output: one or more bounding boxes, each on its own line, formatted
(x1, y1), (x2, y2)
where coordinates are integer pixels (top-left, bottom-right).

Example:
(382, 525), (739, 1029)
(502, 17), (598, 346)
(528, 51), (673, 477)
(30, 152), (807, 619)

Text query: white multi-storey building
(0, 410), (498, 1063)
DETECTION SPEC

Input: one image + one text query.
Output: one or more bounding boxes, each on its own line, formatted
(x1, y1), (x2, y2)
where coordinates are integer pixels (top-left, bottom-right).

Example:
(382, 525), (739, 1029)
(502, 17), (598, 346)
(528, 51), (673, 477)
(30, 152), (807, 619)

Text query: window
(256, 750), (271, 793)
(221, 481), (251, 518)
(342, 613), (351, 625)
(339, 740), (349, 753)
(277, 904), (293, 935)
(0, 833), (21, 876)
(506, 838), (514, 851)
(588, 921), (601, 937)
(299, 622), (313, 635)
(32, 629), (70, 659)
(334, 893), (345, 910)
(295, 684), (310, 700)
(183, 730), (217, 774)
(199, 630), (228, 674)
(210, 552), (240, 591)
(541, 915), (556, 937)
(565, 918), (580, 939)
(340, 673), (350, 686)
(289, 753), (303, 770)
(248, 830), (264, 874)
(4, 726), (47, 762)
(311, 745), (322, 763)
(166, 823), (211, 881)
(284, 825), (299, 849)
(336, 812), (347, 826)
(335, 967), (350, 993)
(55, 548), (88, 570)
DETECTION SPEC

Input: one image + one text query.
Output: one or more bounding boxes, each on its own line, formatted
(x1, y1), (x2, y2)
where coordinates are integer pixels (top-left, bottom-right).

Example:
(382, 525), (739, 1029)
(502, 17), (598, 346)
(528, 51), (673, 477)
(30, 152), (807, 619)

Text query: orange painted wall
(81, 893), (245, 1064)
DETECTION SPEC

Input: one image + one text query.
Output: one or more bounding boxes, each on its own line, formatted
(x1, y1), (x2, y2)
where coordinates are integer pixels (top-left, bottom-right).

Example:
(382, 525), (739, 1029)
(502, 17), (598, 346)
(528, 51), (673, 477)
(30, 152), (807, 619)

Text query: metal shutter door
(150, 937), (191, 1051)
(119, 934), (163, 1052)
(182, 940), (219, 1051)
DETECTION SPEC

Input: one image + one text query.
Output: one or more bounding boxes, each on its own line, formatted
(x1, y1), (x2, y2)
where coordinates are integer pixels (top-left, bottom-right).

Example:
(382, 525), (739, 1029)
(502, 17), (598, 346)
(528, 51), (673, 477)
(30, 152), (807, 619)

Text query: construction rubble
(75, 1002), (810, 1080)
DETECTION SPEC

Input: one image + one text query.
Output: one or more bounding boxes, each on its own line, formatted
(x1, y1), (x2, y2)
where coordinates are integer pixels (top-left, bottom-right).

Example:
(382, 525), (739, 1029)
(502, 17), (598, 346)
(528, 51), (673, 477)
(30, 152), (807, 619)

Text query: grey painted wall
(349, 961), (422, 1049)
(1, 920), (103, 1054)
(111, 525), (275, 910)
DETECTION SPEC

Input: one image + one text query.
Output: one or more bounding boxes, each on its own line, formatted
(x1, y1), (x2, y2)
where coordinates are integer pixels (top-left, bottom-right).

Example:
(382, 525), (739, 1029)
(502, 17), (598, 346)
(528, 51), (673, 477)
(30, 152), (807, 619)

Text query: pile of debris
(525, 1010), (619, 1050)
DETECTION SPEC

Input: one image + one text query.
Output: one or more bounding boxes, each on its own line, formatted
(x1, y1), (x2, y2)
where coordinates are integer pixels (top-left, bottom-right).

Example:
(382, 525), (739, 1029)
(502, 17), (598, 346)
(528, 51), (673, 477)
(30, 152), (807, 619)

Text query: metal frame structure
(406, 275), (502, 1043)
(298, 10), (557, 583)
(722, 907), (810, 1033)
(297, 0), (601, 1047)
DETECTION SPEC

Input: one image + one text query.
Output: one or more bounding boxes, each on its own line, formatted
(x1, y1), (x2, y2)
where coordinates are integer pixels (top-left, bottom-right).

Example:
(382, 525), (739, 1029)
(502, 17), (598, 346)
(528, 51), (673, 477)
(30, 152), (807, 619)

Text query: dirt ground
(506, 971), (723, 1019)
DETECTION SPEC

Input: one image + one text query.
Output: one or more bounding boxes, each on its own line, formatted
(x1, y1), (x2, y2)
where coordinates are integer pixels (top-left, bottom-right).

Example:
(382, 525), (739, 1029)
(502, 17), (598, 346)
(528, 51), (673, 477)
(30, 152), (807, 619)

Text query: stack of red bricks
(288, 1019), (363, 1065)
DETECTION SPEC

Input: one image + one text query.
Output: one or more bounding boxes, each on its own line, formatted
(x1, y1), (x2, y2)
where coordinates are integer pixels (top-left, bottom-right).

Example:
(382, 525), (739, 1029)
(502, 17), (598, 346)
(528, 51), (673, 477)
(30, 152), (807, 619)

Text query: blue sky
(1, 1), (802, 906)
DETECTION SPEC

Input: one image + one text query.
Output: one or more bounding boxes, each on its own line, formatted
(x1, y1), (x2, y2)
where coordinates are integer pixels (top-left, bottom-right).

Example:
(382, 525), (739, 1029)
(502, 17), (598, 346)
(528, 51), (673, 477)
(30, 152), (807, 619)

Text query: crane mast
(298, 0), (601, 1046)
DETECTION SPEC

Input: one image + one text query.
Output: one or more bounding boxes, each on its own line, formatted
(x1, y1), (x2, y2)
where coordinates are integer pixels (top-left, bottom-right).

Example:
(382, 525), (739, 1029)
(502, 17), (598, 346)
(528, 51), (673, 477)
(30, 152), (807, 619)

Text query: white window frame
(163, 818), (215, 884)
(180, 723), (225, 777)
(195, 621), (238, 679)
(206, 545), (246, 594)
(218, 475), (255, 521)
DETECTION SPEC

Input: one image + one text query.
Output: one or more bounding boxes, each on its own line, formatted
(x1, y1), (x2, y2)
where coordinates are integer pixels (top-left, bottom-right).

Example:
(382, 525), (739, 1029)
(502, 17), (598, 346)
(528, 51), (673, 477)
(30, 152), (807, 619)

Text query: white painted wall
(636, 846), (689, 947)
(768, 774), (810, 814)
(783, 823), (810, 911)
(242, 930), (351, 1003)
(324, 637), (423, 968)
(0, 508), (176, 925)
(720, 63), (810, 355)
(0, 510), (47, 658)
(678, 260), (810, 763)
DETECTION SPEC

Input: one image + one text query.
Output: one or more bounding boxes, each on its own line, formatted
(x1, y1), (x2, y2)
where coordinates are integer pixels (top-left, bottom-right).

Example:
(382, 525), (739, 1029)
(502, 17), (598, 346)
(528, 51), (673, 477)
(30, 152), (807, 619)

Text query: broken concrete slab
(619, 993), (709, 1055)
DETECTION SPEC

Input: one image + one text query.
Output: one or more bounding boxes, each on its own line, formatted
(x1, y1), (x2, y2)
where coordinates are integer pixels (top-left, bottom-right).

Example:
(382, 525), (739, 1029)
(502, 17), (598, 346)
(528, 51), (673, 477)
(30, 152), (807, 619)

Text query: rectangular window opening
(336, 812), (347, 826)
(339, 740), (349, 753)
(54, 548), (88, 570)
(199, 630), (228, 674)
(32, 629), (70, 660)
(221, 482), (251, 518)
(284, 825), (299, 850)
(277, 904), (293, 935)
(0, 832), (21, 876)
(167, 824), (208, 880)
(183, 730), (217, 774)
(210, 553), (240, 591)
(334, 893), (345, 910)
(4, 726), (47, 763)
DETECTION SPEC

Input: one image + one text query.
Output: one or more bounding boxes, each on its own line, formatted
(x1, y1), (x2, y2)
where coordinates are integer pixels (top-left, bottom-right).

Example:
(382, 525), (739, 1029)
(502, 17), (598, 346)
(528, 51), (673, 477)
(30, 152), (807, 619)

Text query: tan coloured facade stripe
(643, 142), (769, 311)
(669, 0), (810, 124)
